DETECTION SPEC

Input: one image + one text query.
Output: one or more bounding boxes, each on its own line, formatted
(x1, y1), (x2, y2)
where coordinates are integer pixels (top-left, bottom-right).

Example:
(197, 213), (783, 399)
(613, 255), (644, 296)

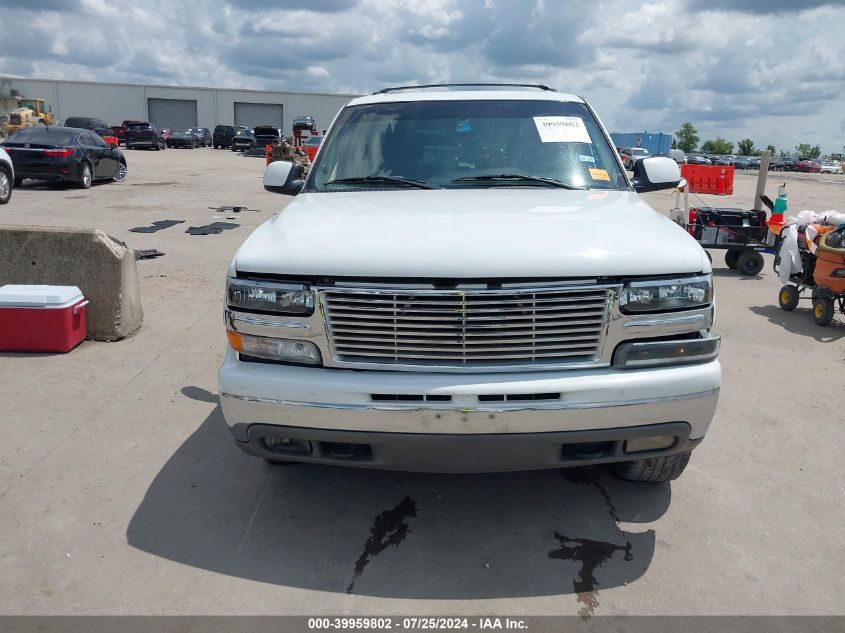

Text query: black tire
(613, 450), (692, 482)
(77, 162), (92, 189)
(812, 297), (835, 326)
(737, 250), (764, 276)
(113, 160), (127, 183)
(154, 142), (161, 151)
(778, 285), (799, 312)
(725, 250), (740, 269)
(14, 176), (23, 188)
(0, 166), (12, 204)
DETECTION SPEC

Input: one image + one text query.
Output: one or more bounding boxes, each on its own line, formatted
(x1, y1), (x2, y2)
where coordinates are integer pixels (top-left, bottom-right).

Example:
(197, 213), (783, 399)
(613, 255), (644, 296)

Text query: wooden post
(754, 150), (771, 211)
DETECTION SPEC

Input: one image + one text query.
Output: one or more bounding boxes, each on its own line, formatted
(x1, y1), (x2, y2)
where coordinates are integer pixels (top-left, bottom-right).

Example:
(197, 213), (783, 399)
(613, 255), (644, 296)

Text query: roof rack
(372, 83), (556, 95)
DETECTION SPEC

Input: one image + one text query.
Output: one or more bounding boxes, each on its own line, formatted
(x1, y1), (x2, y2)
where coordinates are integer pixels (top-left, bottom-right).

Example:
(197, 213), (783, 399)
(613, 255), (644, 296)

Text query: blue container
(609, 132), (672, 156)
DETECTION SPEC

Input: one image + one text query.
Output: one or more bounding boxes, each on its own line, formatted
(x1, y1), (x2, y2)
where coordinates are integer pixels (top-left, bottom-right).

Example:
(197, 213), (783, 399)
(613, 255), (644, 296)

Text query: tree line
(672, 122), (821, 159)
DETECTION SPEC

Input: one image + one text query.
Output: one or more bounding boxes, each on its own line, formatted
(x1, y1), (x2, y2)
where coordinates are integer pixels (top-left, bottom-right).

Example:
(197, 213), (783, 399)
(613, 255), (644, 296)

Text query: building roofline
(5, 75), (361, 99)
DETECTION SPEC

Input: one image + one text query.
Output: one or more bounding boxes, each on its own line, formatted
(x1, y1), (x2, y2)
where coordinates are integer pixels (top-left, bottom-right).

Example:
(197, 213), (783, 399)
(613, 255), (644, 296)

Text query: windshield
(304, 136), (323, 146)
(127, 124), (152, 130)
(236, 131), (254, 138)
(631, 148), (649, 156)
(308, 99), (626, 191)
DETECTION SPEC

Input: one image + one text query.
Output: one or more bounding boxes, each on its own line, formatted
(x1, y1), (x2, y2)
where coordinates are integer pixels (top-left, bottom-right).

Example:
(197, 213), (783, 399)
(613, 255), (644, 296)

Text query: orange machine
(777, 224), (845, 326)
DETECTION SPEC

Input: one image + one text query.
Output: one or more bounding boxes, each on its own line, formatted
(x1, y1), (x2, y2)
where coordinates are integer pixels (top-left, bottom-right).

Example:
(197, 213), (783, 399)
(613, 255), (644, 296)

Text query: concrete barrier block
(0, 225), (143, 341)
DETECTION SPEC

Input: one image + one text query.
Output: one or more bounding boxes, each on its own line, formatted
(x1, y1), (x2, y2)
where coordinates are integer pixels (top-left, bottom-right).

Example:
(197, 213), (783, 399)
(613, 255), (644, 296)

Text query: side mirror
(631, 156), (683, 193)
(264, 160), (305, 196)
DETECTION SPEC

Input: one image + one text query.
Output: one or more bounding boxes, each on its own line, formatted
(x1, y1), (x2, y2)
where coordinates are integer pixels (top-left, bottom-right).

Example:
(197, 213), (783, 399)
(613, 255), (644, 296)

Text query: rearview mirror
(631, 156), (683, 193)
(264, 161), (305, 196)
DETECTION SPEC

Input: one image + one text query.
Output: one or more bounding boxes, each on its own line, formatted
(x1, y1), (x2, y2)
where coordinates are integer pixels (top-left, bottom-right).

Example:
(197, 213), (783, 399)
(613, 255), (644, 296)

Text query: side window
(81, 132), (97, 146)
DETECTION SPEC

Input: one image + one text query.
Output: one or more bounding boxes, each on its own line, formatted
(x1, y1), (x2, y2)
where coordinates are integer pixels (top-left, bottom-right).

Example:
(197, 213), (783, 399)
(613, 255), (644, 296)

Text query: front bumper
(218, 349), (720, 472)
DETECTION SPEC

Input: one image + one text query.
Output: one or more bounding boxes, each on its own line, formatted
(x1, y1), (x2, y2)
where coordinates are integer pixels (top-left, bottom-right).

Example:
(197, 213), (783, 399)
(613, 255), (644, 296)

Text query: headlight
(620, 275), (712, 314)
(227, 279), (314, 315)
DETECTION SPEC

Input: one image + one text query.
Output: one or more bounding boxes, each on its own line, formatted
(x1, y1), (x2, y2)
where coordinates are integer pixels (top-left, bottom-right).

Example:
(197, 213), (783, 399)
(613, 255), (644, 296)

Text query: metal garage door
(234, 102), (284, 129)
(147, 98), (197, 130)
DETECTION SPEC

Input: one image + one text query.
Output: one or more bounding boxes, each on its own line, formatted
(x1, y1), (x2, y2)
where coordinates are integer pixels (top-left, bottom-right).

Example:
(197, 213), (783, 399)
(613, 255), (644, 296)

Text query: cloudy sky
(1, 0), (843, 153)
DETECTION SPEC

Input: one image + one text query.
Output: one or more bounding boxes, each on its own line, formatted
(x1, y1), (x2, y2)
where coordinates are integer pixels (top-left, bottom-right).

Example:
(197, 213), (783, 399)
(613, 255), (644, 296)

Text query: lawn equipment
(774, 222), (845, 326)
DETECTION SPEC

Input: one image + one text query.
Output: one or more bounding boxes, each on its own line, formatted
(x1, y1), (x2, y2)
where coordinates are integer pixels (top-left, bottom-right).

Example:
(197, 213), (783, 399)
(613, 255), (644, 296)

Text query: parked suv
(213, 125), (236, 149)
(189, 127), (212, 147)
(219, 85), (720, 481)
(125, 122), (166, 150)
(64, 116), (111, 138)
(253, 125), (283, 147)
(619, 147), (649, 169)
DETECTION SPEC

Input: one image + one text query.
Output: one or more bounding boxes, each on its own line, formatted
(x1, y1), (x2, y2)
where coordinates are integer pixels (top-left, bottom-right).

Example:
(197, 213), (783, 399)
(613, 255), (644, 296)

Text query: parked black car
(167, 131), (198, 148)
(1, 126), (127, 189)
(253, 125), (283, 147)
(188, 127), (212, 147)
(231, 129), (255, 152)
(213, 125), (236, 149)
(63, 116), (112, 138)
(125, 122), (166, 150)
(686, 154), (712, 165)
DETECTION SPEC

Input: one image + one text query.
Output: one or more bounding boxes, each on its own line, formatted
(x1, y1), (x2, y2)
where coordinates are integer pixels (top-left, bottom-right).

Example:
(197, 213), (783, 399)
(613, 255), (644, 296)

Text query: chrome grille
(321, 286), (612, 369)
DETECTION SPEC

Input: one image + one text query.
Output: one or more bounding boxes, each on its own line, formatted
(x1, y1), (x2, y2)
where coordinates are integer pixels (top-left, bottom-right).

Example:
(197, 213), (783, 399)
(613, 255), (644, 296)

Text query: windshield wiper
(452, 174), (587, 190)
(324, 176), (438, 190)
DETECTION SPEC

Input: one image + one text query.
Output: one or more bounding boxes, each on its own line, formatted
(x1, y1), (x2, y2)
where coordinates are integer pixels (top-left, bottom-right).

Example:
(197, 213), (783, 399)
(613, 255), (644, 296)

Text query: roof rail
(372, 83), (556, 95)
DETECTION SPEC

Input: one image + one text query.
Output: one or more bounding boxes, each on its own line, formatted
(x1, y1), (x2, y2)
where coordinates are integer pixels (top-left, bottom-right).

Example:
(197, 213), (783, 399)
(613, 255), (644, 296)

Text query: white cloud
(0, 0), (842, 152)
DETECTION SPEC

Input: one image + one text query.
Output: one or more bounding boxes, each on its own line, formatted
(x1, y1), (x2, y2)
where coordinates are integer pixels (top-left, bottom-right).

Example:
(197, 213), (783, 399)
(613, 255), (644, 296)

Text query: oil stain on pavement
(550, 470), (635, 619)
(346, 496), (418, 594)
(548, 532), (633, 620)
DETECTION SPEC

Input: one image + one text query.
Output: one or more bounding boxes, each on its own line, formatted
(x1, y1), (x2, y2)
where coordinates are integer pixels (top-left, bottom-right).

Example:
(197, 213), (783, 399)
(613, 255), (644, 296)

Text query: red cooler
(0, 285), (89, 353)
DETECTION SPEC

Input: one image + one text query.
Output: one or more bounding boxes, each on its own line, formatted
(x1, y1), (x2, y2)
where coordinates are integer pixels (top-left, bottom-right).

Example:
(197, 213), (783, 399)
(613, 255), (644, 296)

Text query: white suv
(219, 84), (720, 481)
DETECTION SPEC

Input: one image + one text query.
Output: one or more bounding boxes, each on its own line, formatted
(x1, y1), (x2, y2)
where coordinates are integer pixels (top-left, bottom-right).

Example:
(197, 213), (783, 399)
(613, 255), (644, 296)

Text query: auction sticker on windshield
(533, 116), (591, 143)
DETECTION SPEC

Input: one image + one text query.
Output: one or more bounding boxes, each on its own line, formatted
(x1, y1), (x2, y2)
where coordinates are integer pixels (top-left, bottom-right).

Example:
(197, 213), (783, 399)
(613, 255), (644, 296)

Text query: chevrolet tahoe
(218, 85), (720, 481)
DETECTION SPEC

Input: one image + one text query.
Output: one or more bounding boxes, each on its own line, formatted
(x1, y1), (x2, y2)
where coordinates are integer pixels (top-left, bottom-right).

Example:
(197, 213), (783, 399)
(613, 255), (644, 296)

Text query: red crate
(680, 165), (734, 195)
(0, 285), (88, 353)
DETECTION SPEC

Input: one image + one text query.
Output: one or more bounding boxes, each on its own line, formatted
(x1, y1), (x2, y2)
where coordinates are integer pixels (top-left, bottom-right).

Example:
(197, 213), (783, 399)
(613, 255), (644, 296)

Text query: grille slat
(322, 286), (610, 369)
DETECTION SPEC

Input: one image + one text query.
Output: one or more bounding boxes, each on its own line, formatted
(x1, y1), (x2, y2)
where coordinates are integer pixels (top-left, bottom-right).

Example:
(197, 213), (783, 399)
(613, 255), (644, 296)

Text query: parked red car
(160, 128), (174, 142)
(796, 159), (821, 173)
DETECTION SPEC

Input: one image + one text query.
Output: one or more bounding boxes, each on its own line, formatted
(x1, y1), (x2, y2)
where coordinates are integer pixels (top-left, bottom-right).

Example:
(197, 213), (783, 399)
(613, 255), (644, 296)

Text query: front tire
(78, 163), (92, 189)
(778, 285), (799, 311)
(725, 250), (740, 269)
(0, 167), (12, 204)
(113, 160), (127, 183)
(613, 451), (692, 482)
(14, 176), (23, 187)
(813, 297), (835, 326)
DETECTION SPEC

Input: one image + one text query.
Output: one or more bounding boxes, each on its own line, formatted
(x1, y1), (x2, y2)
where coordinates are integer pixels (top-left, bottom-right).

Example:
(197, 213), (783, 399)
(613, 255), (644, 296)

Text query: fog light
(625, 434), (676, 453)
(614, 335), (720, 368)
(227, 331), (322, 365)
(263, 437), (312, 455)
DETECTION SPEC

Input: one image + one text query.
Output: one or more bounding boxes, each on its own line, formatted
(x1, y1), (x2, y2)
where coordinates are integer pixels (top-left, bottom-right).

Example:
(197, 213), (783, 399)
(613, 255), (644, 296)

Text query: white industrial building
(1, 76), (359, 133)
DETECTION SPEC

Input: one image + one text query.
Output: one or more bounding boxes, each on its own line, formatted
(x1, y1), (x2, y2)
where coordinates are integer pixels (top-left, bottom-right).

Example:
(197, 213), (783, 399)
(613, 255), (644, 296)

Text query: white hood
(234, 189), (710, 278)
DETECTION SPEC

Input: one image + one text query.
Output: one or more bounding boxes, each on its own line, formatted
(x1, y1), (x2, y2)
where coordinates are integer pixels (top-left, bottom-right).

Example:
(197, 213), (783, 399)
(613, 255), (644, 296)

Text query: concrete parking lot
(1, 150), (843, 616)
